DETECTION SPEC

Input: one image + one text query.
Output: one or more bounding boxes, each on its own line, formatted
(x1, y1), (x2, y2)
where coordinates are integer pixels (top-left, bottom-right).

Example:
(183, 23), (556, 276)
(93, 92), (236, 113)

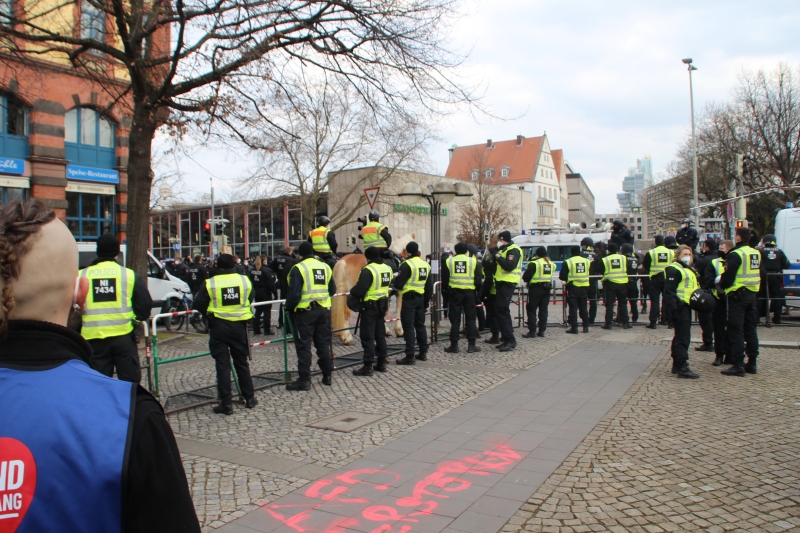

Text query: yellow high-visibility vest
(529, 258), (554, 283)
(80, 262), (136, 340)
(648, 246), (673, 277)
(565, 256), (590, 287)
(725, 246), (761, 294)
(399, 256), (430, 295)
(671, 262), (699, 304)
(361, 222), (388, 249)
(310, 226), (331, 253)
(364, 262), (393, 301)
(446, 253), (478, 290)
(205, 273), (254, 321)
(494, 245), (522, 284)
(602, 254), (628, 284)
(290, 258), (332, 310)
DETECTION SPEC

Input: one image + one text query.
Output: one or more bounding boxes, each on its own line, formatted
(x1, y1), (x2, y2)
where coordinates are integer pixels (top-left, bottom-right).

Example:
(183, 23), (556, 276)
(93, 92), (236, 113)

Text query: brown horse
(330, 235), (412, 344)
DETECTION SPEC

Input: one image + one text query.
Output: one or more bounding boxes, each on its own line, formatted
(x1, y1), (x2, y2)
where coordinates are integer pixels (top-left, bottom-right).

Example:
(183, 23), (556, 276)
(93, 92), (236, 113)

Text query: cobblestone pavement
(501, 342), (800, 533)
(183, 454), (308, 530)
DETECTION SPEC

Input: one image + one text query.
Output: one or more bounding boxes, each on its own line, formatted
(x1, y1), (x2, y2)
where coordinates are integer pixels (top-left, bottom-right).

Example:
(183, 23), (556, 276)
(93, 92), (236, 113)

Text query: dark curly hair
(0, 199), (56, 337)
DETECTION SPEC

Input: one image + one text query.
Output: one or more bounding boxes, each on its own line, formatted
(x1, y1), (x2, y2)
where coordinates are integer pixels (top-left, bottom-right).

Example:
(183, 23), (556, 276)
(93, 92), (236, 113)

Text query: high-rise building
(617, 155), (651, 213)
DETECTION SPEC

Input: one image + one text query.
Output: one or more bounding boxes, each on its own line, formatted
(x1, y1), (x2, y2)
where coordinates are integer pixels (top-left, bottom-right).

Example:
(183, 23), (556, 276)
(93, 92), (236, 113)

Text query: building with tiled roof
(444, 134), (573, 229)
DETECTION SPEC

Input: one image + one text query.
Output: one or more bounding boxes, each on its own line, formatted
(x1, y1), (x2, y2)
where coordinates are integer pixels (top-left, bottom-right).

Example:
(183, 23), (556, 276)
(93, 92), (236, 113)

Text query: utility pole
(210, 178), (216, 257)
(682, 58), (700, 229)
(734, 154), (747, 227)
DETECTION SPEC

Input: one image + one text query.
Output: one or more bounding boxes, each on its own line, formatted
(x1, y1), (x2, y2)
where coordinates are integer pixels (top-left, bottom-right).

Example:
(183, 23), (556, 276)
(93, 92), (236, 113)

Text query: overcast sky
(167, 0), (800, 214)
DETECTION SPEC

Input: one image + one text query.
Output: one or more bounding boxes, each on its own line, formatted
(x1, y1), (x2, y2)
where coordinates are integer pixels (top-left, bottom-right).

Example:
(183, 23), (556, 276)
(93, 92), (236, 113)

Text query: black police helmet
(368, 210), (380, 221)
(613, 218), (623, 226)
(317, 215), (330, 226)
(620, 243), (634, 255)
(681, 218), (690, 224)
(690, 289), (716, 313)
(664, 236), (678, 248)
(580, 237), (594, 247)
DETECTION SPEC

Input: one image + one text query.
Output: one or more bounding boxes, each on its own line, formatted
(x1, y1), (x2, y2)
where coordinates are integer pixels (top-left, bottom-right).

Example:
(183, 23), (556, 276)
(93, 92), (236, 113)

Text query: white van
(76, 243), (190, 317)
(773, 207), (800, 308)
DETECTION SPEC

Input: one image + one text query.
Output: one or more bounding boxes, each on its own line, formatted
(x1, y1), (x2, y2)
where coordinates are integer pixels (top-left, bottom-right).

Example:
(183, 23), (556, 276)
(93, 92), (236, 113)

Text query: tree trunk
(126, 99), (158, 280)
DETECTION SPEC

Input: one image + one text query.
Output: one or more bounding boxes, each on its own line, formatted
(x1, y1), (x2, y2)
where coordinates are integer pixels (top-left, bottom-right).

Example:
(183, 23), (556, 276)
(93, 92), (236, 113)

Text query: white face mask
(679, 256), (692, 266)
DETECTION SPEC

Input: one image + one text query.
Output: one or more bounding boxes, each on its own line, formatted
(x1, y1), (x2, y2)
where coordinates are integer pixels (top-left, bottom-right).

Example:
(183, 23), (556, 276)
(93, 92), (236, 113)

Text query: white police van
(773, 207), (800, 308)
(76, 243), (190, 317)
(512, 224), (612, 289)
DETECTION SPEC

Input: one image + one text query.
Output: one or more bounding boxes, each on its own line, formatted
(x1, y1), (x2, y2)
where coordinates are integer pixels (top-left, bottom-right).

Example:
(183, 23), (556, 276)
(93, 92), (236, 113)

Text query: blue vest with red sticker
(0, 360), (134, 533)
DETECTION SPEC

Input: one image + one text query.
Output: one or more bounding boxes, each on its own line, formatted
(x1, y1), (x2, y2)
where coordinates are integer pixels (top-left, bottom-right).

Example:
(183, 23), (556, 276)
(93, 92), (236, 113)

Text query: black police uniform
(610, 226), (635, 248)
(270, 252), (298, 328)
(393, 256), (433, 363)
(494, 244), (522, 346)
(441, 254), (483, 347)
(694, 249), (719, 348)
(702, 253), (731, 364)
(167, 260), (190, 283)
(759, 243), (790, 323)
(249, 264), (278, 335)
(664, 262), (699, 376)
(440, 251), (451, 318)
(624, 253), (640, 323)
(85, 258), (153, 384)
(598, 256), (629, 328)
(187, 261), (210, 297)
(676, 226), (700, 250)
(719, 242), (760, 372)
(522, 259), (553, 336)
(581, 246), (600, 323)
(193, 269), (256, 407)
(481, 248), (500, 342)
(285, 258), (337, 383)
(558, 260), (589, 333)
(349, 260), (390, 369)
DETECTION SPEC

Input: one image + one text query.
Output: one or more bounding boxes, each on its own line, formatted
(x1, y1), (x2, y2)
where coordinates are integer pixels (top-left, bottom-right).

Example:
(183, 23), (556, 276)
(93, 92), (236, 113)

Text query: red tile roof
(444, 136), (543, 184)
(551, 149), (564, 184)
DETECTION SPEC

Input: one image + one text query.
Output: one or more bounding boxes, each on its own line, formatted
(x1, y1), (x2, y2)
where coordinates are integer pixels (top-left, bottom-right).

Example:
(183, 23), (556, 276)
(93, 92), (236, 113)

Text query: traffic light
(736, 220), (744, 228)
(203, 223), (211, 240)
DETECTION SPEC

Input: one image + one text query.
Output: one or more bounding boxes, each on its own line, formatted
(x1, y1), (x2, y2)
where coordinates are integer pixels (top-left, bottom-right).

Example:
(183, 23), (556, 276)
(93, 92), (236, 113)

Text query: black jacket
(285, 258), (337, 312)
(0, 320), (200, 532)
(249, 265), (278, 299)
(186, 262), (210, 291)
(676, 227), (699, 249)
(90, 259), (153, 322)
(269, 254), (298, 292)
(193, 268), (255, 315)
(694, 251), (719, 290)
(392, 255), (433, 304)
(610, 227), (634, 247)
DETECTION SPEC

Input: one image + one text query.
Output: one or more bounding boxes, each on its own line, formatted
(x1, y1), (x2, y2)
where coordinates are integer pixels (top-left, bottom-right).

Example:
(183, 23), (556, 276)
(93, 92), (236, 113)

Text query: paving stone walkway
(213, 342), (663, 532)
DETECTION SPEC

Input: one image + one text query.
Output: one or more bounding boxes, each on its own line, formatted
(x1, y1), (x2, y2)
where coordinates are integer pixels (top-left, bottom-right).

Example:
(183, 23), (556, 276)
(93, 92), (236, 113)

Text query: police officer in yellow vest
(493, 231), (522, 352)
(360, 211), (392, 250)
(599, 242), (631, 330)
(308, 215), (338, 268)
(521, 247), (553, 338)
(284, 242), (337, 390)
(559, 246), (591, 334)
(193, 253), (257, 415)
(642, 235), (673, 329)
(719, 227), (761, 377)
(703, 239), (733, 366)
(348, 246), (393, 375)
(80, 234), (153, 384)
(664, 245), (701, 379)
(393, 241), (433, 365)
(442, 242), (483, 354)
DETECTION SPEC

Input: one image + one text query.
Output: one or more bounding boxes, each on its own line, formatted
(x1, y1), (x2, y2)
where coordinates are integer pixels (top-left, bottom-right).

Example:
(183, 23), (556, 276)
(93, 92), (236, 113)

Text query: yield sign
(364, 187), (380, 209)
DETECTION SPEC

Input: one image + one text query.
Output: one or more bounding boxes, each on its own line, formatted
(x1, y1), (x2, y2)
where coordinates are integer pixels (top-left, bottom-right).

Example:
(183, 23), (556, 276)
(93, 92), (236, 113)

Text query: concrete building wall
(566, 173), (595, 227)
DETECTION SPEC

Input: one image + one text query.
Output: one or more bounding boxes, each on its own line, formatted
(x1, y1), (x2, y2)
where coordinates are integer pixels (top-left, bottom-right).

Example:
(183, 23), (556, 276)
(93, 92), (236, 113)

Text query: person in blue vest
(0, 199), (200, 532)
(193, 253), (258, 415)
(80, 233), (153, 383)
(348, 246), (393, 375)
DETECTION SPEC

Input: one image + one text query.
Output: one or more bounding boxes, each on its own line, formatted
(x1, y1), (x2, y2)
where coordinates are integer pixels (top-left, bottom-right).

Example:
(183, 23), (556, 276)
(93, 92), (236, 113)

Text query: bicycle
(164, 288), (209, 334)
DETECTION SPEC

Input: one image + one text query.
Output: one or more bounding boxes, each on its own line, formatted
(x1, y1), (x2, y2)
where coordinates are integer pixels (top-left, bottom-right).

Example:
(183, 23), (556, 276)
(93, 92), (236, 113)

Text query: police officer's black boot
(444, 341), (459, 353)
(415, 350), (428, 361)
(622, 323), (633, 330)
(646, 323), (657, 329)
(353, 363), (374, 376)
(601, 323), (613, 330)
(213, 403), (234, 415)
(286, 379), (311, 391)
(712, 355), (724, 366)
(721, 364), (746, 377)
(375, 357), (388, 372)
(245, 397), (259, 409)
(484, 332), (500, 344)
(582, 323), (589, 333)
(321, 374), (333, 386)
(677, 364), (699, 379)
(696, 344), (714, 352)
(772, 313), (781, 325)
(396, 355), (416, 365)
(521, 330), (537, 338)
(566, 326), (579, 334)
(467, 340), (481, 353)
(744, 358), (757, 374)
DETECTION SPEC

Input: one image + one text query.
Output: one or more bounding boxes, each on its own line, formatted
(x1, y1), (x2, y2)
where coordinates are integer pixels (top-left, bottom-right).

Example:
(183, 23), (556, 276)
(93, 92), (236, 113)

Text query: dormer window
(471, 169), (479, 180)
(500, 166), (509, 178)
(485, 168), (494, 180)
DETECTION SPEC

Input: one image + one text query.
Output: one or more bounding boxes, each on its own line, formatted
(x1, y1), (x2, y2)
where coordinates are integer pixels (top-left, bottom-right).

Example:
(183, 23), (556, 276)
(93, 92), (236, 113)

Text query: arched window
(0, 93), (29, 159)
(65, 107), (115, 168)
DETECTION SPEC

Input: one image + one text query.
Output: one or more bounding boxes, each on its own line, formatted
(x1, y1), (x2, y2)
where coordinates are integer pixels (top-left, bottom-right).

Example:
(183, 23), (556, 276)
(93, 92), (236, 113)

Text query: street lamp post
(682, 58), (700, 229)
(398, 181), (473, 317)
